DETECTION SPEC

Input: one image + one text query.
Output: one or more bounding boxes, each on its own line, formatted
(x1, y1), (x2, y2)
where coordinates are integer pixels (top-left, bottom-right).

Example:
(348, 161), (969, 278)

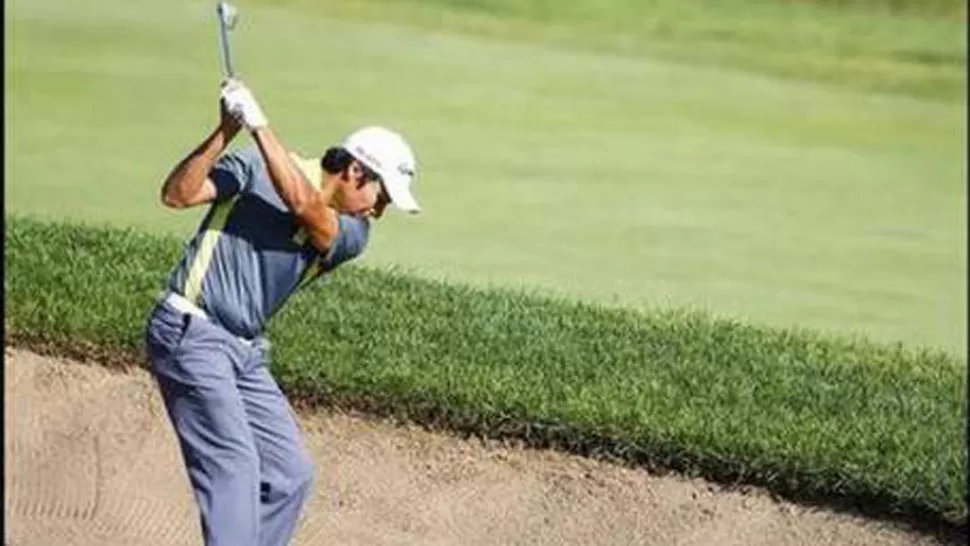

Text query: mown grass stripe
(3, 215), (966, 535)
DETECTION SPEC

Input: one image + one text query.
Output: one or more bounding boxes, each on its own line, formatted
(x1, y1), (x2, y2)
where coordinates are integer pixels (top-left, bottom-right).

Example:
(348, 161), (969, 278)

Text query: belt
(161, 291), (209, 321)
(158, 291), (258, 347)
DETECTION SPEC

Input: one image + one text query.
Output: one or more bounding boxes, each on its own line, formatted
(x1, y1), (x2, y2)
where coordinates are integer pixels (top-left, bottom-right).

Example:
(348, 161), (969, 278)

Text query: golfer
(144, 80), (420, 546)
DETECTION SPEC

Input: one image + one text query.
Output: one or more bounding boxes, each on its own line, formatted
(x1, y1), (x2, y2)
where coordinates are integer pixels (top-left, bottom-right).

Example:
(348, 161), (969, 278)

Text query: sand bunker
(4, 348), (938, 545)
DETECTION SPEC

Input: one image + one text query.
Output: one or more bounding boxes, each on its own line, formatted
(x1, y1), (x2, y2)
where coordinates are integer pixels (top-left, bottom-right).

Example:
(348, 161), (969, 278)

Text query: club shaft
(217, 3), (235, 78)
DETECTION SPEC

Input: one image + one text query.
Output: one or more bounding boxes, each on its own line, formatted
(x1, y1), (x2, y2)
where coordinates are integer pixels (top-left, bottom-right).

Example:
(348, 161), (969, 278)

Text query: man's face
(337, 160), (391, 219)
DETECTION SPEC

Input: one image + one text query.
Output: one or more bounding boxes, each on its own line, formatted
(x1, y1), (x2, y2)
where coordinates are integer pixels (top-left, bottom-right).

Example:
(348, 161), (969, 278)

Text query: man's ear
(345, 161), (360, 181)
(334, 170), (357, 192)
(331, 166), (350, 184)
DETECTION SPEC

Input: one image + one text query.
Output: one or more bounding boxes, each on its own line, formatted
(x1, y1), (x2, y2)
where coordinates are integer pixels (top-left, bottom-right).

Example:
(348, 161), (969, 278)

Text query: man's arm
(223, 80), (343, 252)
(160, 102), (242, 209)
(250, 125), (342, 252)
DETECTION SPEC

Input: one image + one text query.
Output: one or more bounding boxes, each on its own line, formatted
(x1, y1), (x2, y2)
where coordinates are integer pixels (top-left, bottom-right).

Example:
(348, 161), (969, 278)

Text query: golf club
(217, 2), (239, 79)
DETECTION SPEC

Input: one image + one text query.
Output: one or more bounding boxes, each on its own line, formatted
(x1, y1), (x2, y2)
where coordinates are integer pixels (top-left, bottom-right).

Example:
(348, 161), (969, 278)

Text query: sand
(4, 348), (940, 546)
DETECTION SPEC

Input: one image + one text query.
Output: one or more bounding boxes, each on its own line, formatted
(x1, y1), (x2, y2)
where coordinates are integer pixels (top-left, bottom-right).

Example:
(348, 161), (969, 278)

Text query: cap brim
(383, 174), (421, 214)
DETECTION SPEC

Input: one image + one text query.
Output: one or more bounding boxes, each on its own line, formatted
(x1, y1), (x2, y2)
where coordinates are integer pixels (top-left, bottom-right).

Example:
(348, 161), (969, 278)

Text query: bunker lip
(5, 334), (966, 545)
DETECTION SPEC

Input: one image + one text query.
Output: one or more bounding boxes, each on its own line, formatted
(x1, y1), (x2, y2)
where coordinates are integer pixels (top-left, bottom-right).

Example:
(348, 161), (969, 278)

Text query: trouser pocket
(145, 303), (193, 366)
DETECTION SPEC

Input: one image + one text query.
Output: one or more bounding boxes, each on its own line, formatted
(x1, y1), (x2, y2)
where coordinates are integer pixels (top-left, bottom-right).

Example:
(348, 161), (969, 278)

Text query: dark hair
(320, 146), (383, 186)
(320, 146), (355, 174)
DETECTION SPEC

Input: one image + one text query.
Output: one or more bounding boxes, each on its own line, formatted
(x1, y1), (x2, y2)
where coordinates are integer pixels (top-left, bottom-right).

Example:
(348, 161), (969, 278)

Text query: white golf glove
(220, 79), (268, 130)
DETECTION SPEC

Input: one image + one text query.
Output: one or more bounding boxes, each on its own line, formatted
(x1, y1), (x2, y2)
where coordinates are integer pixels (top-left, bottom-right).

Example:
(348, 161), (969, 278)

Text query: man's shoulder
(212, 144), (263, 180)
(220, 145), (268, 189)
(229, 144), (265, 167)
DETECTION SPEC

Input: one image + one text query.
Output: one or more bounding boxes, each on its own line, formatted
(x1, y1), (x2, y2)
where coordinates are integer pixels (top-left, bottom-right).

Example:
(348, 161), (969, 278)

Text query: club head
(218, 2), (238, 29)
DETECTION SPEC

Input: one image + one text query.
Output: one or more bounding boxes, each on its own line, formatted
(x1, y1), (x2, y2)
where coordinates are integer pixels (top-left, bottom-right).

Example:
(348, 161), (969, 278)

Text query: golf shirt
(166, 144), (369, 339)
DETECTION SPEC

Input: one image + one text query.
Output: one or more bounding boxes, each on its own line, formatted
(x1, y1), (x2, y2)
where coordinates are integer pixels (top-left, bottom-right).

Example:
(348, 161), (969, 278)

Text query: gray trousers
(145, 301), (314, 546)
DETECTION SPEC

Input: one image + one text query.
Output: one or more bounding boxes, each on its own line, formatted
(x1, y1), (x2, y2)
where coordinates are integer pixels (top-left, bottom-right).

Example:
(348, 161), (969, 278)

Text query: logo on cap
(353, 145), (384, 170)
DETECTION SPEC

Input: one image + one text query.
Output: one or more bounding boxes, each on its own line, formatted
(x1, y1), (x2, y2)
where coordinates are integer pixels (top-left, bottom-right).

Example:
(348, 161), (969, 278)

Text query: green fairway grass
(5, 0), (966, 353)
(5, 217), (966, 527)
(298, 0), (967, 101)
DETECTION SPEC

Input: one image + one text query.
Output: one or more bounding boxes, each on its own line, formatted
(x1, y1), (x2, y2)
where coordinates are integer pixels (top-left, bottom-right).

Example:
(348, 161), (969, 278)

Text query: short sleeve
(322, 214), (371, 270)
(209, 145), (261, 200)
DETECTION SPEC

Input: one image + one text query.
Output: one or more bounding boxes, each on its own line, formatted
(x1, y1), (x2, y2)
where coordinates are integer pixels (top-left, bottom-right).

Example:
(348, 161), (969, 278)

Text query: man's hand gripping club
(221, 79), (268, 130)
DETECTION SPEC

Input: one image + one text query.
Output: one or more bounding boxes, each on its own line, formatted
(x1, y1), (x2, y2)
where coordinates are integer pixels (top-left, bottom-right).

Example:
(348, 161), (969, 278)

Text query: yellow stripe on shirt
(289, 152), (322, 190)
(183, 195), (240, 305)
(287, 152), (321, 247)
(289, 151), (330, 289)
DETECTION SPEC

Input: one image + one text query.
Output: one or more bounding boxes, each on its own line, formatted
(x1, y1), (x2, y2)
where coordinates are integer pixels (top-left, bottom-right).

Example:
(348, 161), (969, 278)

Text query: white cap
(342, 126), (420, 214)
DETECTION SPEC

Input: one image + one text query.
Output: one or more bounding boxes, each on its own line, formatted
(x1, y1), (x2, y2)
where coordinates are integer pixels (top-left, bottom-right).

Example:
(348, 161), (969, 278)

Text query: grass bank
(4, 215), (966, 533)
